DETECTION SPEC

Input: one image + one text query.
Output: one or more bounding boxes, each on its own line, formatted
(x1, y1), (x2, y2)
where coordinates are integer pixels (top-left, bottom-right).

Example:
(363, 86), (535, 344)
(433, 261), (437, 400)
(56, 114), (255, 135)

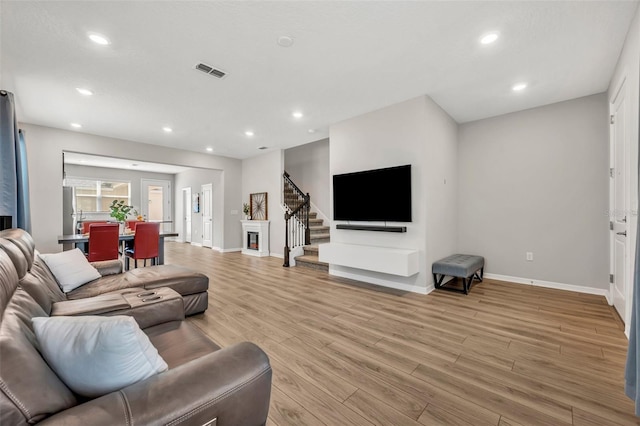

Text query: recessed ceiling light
(277, 36), (294, 47)
(70, 123), (82, 128)
(76, 88), (93, 96)
(88, 33), (110, 45)
(480, 33), (499, 45)
(245, 130), (255, 137)
(162, 127), (173, 133)
(292, 111), (304, 119)
(258, 146), (268, 150)
(512, 82), (528, 92)
(308, 129), (316, 133)
(206, 147), (213, 152)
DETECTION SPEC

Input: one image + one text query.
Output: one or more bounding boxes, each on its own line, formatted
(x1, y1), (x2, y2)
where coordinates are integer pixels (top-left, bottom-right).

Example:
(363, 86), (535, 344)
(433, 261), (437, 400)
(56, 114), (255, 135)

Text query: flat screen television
(333, 164), (411, 222)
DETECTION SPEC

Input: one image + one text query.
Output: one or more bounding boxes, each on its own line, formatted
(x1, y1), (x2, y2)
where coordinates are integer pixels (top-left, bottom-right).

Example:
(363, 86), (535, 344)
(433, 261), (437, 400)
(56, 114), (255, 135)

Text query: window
(65, 178), (131, 213)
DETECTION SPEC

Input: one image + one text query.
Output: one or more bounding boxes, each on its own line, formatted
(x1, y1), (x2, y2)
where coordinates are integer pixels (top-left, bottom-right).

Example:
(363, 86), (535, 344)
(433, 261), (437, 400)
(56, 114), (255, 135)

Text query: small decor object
(109, 200), (137, 222)
(243, 203), (250, 220)
(193, 193), (200, 213)
(250, 192), (268, 220)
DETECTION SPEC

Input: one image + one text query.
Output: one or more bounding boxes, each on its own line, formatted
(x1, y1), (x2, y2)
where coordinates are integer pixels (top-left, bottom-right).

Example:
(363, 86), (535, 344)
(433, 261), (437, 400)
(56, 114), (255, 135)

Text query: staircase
(294, 211), (330, 272)
(282, 172), (330, 272)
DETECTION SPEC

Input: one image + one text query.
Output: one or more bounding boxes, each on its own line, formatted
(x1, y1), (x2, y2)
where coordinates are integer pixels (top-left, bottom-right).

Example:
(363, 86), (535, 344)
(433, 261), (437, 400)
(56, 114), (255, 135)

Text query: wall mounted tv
(333, 164), (412, 222)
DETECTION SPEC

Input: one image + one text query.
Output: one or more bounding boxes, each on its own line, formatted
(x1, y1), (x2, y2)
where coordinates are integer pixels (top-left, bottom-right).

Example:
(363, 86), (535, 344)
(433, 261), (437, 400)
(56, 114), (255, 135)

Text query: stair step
(310, 233), (330, 244)
(294, 254), (329, 272)
(303, 245), (319, 254)
(309, 218), (324, 225)
(309, 226), (330, 234)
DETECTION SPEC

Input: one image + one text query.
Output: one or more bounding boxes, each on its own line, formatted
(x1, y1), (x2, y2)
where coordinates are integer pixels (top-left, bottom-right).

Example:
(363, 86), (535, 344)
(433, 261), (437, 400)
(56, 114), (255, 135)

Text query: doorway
(182, 187), (192, 243)
(610, 77), (630, 326)
(141, 179), (171, 233)
(201, 183), (213, 248)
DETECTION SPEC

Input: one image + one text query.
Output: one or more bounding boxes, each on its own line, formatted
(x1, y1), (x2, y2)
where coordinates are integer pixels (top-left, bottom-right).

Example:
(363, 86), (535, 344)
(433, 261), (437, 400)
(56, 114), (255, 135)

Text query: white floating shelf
(319, 242), (419, 276)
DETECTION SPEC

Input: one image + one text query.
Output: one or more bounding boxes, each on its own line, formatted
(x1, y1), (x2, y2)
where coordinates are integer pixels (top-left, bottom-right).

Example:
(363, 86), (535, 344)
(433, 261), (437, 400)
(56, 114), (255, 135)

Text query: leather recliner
(0, 246), (272, 425)
(0, 228), (209, 316)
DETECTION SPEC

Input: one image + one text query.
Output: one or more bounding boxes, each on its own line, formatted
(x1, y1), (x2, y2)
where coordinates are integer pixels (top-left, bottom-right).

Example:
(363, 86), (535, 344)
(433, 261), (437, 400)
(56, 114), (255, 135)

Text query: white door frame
(609, 74), (632, 330)
(201, 183), (213, 248)
(141, 179), (172, 232)
(182, 187), (192, 243)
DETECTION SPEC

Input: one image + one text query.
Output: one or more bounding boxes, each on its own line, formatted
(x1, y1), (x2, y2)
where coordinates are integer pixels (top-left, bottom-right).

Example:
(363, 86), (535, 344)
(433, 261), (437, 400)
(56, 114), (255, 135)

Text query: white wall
(609, 2), (640, 327)
(174, 168), (226, 249)
(329, 95), (458, 292)
(458, 93), (609, 290)
(64, 164), (174, 220)
(242, 150), (285, 257)
(284, 138), (330, 218)
(21, 123), (242, 253)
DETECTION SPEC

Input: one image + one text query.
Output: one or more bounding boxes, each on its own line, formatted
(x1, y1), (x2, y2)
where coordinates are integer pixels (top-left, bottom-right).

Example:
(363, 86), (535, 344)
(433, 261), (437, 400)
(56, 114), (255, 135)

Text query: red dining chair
(124, 222), (159, 270)
(126, 220), (143, 232)
(87, 223), (120, 262)
(81, 220), (109, 234)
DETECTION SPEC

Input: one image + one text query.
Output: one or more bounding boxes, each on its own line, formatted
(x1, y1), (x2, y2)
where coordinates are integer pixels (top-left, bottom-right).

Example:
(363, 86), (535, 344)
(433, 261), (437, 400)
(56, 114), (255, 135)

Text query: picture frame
(192, 193), (200, 213)
(250, 192), (268, 220)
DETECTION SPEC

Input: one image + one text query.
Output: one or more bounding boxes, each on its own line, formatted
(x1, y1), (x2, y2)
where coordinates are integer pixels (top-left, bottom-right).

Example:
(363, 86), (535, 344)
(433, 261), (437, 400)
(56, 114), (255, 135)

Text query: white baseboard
(219, 247), (242, 253)
(329, 267), (432, 295)
(270, 253), (284, 259)
(484, 273), (611, 303)
(190, 242), (203, 247)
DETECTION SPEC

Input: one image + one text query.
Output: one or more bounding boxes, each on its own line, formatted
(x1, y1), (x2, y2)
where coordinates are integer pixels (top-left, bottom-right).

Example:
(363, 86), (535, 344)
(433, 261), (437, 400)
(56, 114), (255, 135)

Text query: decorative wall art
(250, 192), (268, 220)
(192, 193), (200, 213)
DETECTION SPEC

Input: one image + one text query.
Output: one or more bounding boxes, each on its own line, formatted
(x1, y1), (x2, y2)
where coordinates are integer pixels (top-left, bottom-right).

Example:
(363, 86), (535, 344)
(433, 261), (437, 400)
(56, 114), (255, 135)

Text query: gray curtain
(0, 90), (31, 232)
(626, 218), (640, 414)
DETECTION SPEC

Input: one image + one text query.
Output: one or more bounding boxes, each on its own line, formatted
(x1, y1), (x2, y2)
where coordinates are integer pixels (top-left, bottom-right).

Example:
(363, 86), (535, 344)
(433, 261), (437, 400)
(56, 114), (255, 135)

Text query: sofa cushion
(40, 249), (102, 293)
(66, 264), (209, 300)
(0, 228), (36, 272)
(145, 320), (220, 368)
(32, 315), (168, 398)
(130, 264), (209, 295)
(0, 251), (77, 424)
(0, 239), (29, 279)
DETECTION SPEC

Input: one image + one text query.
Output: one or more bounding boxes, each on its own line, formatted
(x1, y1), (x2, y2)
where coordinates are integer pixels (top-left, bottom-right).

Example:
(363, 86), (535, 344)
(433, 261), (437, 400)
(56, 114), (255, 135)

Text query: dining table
(57, 231), (179, 265)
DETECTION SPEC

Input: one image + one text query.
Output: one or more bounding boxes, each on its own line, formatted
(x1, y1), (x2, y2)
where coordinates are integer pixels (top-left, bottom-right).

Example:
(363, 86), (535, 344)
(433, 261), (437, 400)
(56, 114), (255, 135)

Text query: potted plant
(243, 203), (250, 220)
(109, 200), (140, 232)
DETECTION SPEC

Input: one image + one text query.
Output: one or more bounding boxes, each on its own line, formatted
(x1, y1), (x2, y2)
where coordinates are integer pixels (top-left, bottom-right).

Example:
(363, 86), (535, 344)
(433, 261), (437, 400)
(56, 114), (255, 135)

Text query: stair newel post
(284, 211), (290, 267)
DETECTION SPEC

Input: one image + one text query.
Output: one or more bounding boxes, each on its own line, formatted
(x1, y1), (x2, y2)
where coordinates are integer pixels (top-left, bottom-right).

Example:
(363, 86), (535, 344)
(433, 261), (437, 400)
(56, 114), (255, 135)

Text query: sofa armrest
(51, 288), (185, 329)
(37, 342), (272, 426)
(90, 259), (123, 276)
(51, 293), (130, 316)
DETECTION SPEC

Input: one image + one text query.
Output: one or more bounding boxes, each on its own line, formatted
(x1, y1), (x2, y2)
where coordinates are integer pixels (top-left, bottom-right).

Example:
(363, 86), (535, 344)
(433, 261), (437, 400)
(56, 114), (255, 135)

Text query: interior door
(141, 179), (171, 233)
(610, 79), (628, 323)
(201, 183), (213, 248)
(182, 187), (191, 243)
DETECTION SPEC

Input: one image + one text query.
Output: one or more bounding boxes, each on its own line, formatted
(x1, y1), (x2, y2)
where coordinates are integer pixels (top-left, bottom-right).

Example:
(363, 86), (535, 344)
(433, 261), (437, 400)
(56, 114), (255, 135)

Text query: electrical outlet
(526, 252), (533, 261)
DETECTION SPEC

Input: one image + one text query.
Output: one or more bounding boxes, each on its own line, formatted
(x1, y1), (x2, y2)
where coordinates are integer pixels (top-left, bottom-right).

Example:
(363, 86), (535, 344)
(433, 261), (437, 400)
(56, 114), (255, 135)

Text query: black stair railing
(283, 171), (310, 267)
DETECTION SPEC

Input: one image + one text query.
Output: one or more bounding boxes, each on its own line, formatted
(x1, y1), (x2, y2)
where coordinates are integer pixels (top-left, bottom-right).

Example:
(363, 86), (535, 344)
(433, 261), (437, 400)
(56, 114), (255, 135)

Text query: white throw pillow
(40, 248), (102, 293)
(32, 315), (168, 398)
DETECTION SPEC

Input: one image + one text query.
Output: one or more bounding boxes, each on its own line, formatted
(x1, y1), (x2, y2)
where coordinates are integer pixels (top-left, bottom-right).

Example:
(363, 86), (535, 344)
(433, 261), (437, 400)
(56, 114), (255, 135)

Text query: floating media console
(336, 224), (407, 233)
(319, 243), (418, 276)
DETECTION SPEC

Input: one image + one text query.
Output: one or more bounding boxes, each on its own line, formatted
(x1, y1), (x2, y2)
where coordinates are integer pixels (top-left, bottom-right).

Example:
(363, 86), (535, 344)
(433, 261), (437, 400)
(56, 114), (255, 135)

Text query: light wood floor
(164, 242), (638, 426)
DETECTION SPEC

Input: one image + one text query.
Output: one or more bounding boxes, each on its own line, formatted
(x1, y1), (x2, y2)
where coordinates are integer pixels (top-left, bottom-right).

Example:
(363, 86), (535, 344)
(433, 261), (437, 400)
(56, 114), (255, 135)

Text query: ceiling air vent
(195, 62), (227, 79)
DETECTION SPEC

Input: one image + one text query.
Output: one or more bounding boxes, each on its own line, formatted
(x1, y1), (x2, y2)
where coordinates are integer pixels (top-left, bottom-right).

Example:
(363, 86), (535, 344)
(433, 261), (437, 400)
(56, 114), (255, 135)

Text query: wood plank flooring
(164, 242), (638, 425)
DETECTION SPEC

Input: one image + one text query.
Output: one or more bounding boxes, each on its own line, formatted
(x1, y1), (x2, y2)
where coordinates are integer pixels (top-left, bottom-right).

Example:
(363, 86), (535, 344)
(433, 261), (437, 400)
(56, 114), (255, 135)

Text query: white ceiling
(2, 1), (637, 159)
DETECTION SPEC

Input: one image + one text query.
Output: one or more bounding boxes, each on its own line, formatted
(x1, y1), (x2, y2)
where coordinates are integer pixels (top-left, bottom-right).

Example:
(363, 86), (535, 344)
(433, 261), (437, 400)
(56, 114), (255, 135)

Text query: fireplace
(247, 231), (259, 250)
(241, 220), (270, 257)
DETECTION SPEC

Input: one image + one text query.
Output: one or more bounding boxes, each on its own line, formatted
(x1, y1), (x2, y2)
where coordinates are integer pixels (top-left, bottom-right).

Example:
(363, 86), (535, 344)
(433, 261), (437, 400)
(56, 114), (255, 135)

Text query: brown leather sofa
(0, 228), (208, 316)
(0, 242), (272, 425)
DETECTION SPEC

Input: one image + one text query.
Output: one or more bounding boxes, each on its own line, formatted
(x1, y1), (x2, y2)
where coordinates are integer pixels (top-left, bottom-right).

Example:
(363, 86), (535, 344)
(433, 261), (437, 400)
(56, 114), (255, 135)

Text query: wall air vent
(195, 62), (227, 79)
